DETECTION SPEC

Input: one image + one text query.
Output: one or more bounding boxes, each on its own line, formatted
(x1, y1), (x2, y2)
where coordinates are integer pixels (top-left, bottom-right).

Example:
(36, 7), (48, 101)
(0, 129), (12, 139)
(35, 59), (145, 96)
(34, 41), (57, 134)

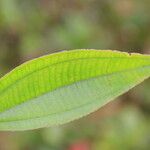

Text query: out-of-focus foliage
(0, 0), (149, 149)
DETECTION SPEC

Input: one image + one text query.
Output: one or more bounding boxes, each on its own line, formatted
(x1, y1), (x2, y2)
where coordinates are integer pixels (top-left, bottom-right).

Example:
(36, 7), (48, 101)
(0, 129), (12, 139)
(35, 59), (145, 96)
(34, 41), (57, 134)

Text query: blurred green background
(0, 0), (150, 150)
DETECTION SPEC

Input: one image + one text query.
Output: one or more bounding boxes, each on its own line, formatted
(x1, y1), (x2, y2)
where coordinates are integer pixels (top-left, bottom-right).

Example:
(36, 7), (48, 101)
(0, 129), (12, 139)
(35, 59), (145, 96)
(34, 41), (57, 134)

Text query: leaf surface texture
(0, 49), (150, 131)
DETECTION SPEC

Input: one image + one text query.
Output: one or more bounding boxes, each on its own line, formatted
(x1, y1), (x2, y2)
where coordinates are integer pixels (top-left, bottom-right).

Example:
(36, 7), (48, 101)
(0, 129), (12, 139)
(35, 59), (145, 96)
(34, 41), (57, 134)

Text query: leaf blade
(0, 49), (150, 131)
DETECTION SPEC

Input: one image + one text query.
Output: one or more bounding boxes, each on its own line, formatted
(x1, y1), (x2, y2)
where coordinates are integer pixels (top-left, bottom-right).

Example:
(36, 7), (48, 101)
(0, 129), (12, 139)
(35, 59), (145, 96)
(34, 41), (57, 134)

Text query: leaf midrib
(0, 65), (149, 124)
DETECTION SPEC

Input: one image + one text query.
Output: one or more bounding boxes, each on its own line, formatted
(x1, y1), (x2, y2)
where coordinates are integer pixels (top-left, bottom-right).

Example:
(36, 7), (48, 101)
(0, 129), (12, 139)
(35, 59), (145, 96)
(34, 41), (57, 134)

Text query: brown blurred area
(0, 0), (150, 150)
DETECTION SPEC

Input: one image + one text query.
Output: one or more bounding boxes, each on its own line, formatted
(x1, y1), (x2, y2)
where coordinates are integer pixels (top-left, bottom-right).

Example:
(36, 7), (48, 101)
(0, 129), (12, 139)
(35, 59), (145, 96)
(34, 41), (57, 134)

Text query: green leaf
(0, 49), (150, 131)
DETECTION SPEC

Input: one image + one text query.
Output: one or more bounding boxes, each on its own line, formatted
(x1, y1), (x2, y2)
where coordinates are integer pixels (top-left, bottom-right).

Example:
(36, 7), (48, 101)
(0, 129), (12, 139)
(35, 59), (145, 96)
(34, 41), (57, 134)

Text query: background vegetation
(0, 0), (150, 150)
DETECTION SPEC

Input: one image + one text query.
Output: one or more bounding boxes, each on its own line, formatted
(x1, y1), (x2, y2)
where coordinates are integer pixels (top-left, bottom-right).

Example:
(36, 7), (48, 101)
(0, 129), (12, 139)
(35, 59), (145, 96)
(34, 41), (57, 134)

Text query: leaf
(0, 49), (150, 131)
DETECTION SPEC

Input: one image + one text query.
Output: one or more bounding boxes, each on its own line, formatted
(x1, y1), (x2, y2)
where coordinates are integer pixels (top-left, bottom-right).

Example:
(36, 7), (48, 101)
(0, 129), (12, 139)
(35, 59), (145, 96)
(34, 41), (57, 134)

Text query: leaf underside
(0, 49), (150, 131)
